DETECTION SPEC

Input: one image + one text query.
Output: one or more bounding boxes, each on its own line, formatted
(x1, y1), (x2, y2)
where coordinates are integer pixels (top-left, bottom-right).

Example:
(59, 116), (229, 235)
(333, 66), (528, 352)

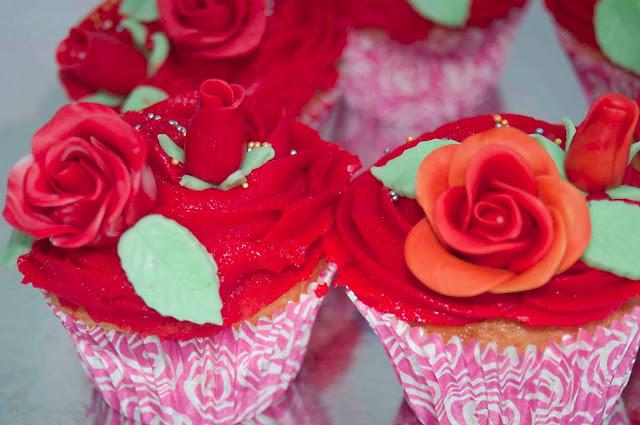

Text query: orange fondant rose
(405, 127), (591, 297)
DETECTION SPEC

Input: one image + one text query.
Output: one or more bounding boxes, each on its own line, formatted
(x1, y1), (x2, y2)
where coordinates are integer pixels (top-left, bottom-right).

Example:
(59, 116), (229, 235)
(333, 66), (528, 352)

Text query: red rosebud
(56, 29), (147, 96)
(184, 79), (247, 183)
(565, 93), (639, 192)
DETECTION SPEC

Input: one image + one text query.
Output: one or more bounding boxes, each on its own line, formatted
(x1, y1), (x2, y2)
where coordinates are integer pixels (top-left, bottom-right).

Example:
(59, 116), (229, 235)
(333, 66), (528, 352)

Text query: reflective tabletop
(0, 1), (632, 424)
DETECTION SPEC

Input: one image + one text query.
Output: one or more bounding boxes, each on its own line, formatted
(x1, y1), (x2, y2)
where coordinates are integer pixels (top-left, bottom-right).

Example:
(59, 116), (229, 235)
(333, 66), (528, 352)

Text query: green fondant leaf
(119, 0), (159, 23)
(530, 134), (567, 179)
(371, 139), (459, 199)
(407, 0), (471, 27)
(118, 214), (222, 325)
(0, 230), (34, 269)
(157, 134), (185, 163)
(561, 117), (576, 151)
(148, 32), (170, 77)
(607, 185), (640, 202)
(80, 91), (125, 107)
(582, 200), (640, 279)
(218, 170), (247, 191)
(180, 175), (216, 191)
(629, 141), (640, 164)
(121, 85), (168, 112)
(595, 0), (640, 74)
(240, 146), (275, 175)
(120, 18), (148, 52)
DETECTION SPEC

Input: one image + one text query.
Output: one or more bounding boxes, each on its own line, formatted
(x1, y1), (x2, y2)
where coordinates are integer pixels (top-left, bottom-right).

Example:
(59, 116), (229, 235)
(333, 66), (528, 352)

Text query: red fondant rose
(3, 103), (157, 248)
(158, 0), (266, 60)
(184, 79), (248, 183)
(565, 93), (639, 192)
(406, 127), (591, 296)
(56, 29), (147, 97)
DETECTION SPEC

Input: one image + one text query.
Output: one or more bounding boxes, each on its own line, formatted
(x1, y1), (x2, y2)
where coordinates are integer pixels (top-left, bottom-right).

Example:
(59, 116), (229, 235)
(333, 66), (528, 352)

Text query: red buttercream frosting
(327, 114), (640, 327)
(330, 0), (528, 44)
(14, 88), (359, 339)
(56, 0), (346, 118)
(544, 0), (598, 50)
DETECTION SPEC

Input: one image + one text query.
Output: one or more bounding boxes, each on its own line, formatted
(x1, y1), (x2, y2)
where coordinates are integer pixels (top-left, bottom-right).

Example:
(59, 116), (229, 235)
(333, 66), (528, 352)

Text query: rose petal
(415, 144), (459, 223)
(405, 218), (514, 297)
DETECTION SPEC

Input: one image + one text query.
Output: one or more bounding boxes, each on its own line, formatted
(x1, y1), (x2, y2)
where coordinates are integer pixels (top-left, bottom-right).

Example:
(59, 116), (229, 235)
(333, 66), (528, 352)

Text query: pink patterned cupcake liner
(50, 263), (337, 425)
(556, 28), (640, 104)
(348, 290), (640, 425)
(333, 10), (523, 162)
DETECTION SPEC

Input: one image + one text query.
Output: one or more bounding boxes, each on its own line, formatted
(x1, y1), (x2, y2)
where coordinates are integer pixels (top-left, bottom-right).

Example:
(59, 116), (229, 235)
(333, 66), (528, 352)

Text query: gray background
(0, 1), (590, 424)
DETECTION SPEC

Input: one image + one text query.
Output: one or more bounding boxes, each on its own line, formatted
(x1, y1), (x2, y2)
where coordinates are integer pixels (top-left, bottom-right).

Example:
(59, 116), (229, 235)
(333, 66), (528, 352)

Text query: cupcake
(545, 0), (640, 103)
(2, 79), (358, 423)
(55, 0), (346, 129)
(329, 0), (529, 165)
(327, 93), (640, 423)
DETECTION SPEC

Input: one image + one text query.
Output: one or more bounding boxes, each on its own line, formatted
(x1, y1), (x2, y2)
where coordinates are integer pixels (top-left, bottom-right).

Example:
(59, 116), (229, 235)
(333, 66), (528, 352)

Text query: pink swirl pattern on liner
(333, 10), (522, 161)
(556, 28), (640, 103)
(50, 264), (336, 425)
(348, 291), (640, 425)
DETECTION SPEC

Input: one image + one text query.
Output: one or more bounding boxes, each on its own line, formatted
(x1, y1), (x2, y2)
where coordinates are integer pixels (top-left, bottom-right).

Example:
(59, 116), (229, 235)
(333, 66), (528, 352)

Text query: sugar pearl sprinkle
(389, 190), (399, 203)
(493, 114), (510, 128)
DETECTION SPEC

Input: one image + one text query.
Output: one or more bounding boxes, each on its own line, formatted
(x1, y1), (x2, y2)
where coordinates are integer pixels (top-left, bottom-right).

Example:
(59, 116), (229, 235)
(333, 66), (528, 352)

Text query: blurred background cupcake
(2, 80), (357, 424)
(328, 93), (640, 423)
(545, 0), (640, 103)
(329, 0), (529, 166)
(55, 0), (346, 129)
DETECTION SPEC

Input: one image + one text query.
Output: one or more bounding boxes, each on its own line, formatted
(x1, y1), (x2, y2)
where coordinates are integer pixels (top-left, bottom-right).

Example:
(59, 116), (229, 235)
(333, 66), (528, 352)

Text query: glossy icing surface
(328, 114), (640, 327)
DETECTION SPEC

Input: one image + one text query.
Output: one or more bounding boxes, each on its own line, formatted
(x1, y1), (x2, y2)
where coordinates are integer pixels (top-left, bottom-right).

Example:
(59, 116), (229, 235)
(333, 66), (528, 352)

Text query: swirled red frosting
(17, 92), (359, 339)
(56, 0), (346, 118)
(331, 0), (528, 44)
(327, 114), (640, 327)
(544, 0), (598, 50)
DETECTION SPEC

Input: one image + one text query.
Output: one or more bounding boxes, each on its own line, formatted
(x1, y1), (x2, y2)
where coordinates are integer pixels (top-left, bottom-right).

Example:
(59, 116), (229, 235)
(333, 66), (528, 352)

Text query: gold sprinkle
(248, 142), (256, 148)
(500, 119), (509, 126)
(406, 136), (414, 142)
(554, 138), (563, 145)
(171, 159), (179, 166)
(493, 114), (502, 122)
(242, 182), (249, 189)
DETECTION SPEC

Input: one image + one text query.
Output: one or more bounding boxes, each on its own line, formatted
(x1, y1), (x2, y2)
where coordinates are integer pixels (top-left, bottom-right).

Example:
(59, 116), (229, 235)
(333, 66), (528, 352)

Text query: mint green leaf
(218, 170), (247, 191)
(0, 230), (34, 269)
(595, 0), (640, 74)
(157, 134), (184, 163)
(607, 185), (640, 202)
(148, 32), (170, 77)
(80, 91), (125, 107)
(118, 214), (222, 325)
(120, 18), (148, 52)
(407, 0), (471, 27)
(371, 139), (459, 199)
(582, 200), (640, 279)
(240, 146), (275, 175)
(180, 174), (217, 191)
(530, 134), (567, 179)
(121, 85), (168, 112)
(629, 141), (640, 164)
(561, 117), (576, 151)
(119, 0), (159, 23)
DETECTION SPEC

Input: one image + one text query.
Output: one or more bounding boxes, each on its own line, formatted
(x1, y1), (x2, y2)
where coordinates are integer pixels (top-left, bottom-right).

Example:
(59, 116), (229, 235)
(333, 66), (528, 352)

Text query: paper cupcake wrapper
(333, 9), (523, 158)
(348, 290), (640, 425)
(49, 263), (336, 425)
(555, 28), (640, 104)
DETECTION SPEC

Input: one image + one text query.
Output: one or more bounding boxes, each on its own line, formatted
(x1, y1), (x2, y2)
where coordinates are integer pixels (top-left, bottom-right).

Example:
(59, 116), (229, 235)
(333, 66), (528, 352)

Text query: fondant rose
(185, 79), (247, 183)
(158, 0), (266, 60)
(565, 93), (639, 192)
(3, 103), (157, 248)
(405, 127), (591, 296)
(56, 29), (147, 97)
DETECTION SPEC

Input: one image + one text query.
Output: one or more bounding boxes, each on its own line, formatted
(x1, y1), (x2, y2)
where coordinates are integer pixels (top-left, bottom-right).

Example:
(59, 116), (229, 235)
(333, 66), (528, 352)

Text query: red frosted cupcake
(545, 0), (640, 103)
(329, 0), (529, 166)
(327, 93), (640, 423)
(2, 79), (358, 423)
(55, 0), (346, 128)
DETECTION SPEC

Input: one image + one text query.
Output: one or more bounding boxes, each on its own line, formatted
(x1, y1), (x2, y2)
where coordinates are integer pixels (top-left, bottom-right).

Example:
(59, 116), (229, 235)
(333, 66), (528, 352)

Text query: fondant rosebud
(56, 29), (147, 96)
(565, 93), (639, 192)
(184, 79), (247, 183)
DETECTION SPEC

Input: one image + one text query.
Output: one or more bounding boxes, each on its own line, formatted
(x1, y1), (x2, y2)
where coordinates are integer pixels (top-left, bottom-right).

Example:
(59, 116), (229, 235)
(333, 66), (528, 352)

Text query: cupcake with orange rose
(327, 93), (640, 424)
(1, 79), (358, 423)
(55, 0), (346, 128)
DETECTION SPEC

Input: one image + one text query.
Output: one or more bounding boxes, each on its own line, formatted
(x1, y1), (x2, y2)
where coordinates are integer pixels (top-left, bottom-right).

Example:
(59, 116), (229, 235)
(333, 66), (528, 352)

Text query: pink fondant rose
(3, 103), (157, 248)
(158, 0), (267, 59)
